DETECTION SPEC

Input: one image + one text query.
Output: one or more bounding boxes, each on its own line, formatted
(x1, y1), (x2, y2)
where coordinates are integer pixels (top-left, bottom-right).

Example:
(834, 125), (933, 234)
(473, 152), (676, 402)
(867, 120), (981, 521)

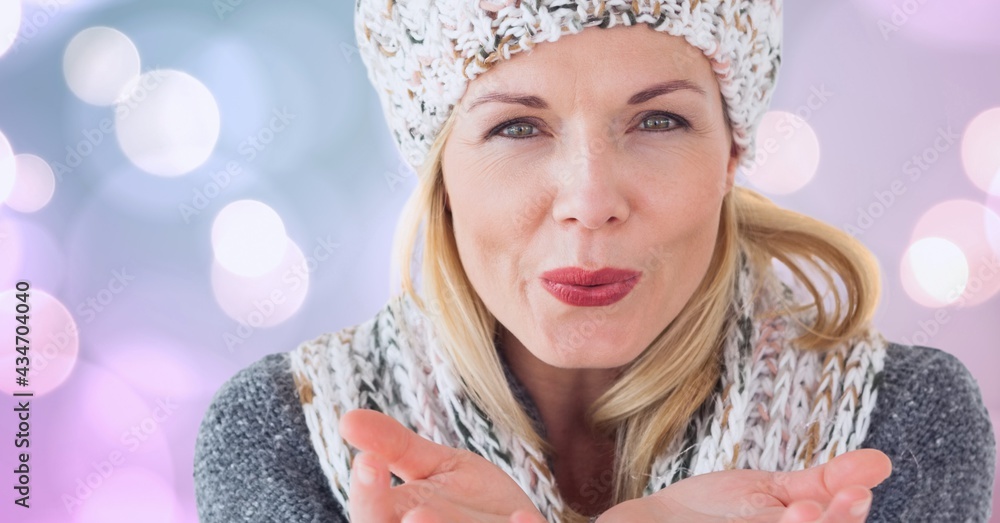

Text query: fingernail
(850, 496), (871, 517)
(356, 462), (377, 485)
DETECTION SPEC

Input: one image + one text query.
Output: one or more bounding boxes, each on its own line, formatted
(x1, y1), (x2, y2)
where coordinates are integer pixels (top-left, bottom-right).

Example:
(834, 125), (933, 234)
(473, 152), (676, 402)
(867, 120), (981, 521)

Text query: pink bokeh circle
(910, 200), (1000, 308)
(0, 287), (79, 396)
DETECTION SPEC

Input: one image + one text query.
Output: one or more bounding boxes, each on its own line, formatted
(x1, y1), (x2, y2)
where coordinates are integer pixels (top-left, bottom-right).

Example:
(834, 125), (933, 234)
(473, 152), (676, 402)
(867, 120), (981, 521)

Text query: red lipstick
(540, 267), (641, 307)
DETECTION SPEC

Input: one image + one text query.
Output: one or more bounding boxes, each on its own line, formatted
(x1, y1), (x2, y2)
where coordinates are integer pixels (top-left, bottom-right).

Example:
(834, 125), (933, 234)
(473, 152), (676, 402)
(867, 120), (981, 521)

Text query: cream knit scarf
(289, 252), (887, 521)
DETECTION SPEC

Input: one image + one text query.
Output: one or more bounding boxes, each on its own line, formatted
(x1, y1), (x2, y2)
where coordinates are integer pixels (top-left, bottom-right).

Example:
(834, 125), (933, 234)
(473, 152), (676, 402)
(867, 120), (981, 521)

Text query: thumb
(768, 448), (892, 505)
(823, 448), (893, 490)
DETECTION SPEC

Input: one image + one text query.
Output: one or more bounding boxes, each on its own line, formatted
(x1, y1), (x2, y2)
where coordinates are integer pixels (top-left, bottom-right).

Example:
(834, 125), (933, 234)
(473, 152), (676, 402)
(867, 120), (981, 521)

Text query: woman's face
(441, 24), (739, 370)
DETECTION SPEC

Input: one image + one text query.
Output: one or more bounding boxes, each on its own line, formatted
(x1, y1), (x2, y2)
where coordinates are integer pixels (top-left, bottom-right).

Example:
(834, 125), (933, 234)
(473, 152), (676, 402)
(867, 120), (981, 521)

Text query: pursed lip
(539, 267), (641, 307)
(539, 267), (641, 286)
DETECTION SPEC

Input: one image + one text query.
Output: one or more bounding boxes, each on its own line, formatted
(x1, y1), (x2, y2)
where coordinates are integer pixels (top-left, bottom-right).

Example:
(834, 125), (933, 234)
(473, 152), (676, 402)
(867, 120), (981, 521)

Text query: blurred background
(0, 0), (997, 521)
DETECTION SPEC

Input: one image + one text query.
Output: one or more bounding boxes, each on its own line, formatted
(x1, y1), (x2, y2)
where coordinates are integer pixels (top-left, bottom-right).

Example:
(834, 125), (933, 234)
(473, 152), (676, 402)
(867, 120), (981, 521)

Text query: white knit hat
(354, 0), (783, 174)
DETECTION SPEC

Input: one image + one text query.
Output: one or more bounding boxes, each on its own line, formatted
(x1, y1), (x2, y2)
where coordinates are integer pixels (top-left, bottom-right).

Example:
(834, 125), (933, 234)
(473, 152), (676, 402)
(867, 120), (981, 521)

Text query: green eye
(640, 113), (688, 131)
(498, 121), (537, 138)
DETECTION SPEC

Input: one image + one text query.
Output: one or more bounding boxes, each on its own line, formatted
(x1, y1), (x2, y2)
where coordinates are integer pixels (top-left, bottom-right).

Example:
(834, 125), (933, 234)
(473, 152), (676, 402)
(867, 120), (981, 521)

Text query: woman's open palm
(339, 408), (547, 523)
(594, 448), (893, 523)
(341, 408), (891, 523)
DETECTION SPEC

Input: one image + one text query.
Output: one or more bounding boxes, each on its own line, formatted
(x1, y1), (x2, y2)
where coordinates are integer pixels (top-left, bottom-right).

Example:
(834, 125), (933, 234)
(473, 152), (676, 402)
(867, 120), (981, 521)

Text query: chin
(541, 344), (641, 370)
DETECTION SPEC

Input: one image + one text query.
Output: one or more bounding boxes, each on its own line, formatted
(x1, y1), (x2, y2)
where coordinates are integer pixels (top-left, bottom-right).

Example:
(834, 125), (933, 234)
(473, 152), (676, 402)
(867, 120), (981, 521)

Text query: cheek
(637, 160), (727, 239)
(450, 196), (519, 297)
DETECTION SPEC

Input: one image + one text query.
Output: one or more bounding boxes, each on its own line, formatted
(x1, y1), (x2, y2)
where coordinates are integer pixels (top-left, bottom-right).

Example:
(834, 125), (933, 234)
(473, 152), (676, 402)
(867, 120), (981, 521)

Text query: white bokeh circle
(0, 1), (22, 58)
(741, 111), (821, 195)
(910, 200), (1000, 308)
(0, 129), (15, 204)
(211, 199), (288, 277)
(6, 154), (56, 212)
(63, 26), (141, 106)
(900, 237), (970, 308)
(115, 69), (221, 176)
(211, 239), (310, 328)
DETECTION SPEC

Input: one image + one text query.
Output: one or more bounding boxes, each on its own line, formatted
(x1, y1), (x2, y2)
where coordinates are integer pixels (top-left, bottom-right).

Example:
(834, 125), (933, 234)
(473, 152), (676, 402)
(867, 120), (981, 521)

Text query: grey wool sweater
(193, 343), (996, 522)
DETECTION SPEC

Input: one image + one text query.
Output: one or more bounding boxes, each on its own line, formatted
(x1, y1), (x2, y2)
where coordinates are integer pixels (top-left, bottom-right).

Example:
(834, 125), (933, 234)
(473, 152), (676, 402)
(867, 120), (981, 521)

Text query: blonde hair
(391, 108), (881, 521)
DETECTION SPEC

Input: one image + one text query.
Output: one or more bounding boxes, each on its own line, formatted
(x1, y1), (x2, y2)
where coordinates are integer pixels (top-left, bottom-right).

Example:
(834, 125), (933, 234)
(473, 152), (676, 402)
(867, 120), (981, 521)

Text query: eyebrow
(465, 80), (707, 111)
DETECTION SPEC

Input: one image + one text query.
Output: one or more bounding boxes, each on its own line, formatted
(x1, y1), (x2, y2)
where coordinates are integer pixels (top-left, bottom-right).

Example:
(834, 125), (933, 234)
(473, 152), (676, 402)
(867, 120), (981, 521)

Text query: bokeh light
(96, 338), (212, 401)
(74, 467), (179, 523)
(0, 129), (15, 204)
(0, 288), (79, 396)
(10, 218), (66, 291)
(74, 362), (175, 463)
(988, 173), (1000, 256)
(961, 107), (1000, 196)
(911, 200), (1000, 307)
(63, 26), (141, 106)
(211, 238), (309, 328)
(741, 111), (821, 195)
(211, 199), (288, 277)
(0, 0), (21, 58)
(901, 237), (970, 307)
(849, 0), (1000, 49)
(0, 219), (23, 288)
(5, 153), (56, 212)
(115, 69), (221, 176)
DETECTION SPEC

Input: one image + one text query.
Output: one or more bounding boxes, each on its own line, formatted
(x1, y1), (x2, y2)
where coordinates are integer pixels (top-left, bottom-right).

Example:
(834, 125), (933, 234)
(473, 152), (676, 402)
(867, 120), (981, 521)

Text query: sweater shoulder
(861, 342), (996, 522)
(194, 351), (348, 522)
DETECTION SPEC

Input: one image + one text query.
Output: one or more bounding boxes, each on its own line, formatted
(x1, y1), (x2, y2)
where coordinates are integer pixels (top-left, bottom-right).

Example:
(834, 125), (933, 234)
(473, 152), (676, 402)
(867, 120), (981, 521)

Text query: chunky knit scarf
(289, 252), (887, 521)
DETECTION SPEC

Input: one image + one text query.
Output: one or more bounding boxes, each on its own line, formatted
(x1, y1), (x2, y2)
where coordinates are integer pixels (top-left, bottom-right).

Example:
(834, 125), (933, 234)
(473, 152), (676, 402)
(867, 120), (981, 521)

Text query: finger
(768, 449), (892, 505)
(349, 452), (397, 523)
(340, 409), (458, 482)
(777, 499), (823, 523)
(820, 485), (872, 523)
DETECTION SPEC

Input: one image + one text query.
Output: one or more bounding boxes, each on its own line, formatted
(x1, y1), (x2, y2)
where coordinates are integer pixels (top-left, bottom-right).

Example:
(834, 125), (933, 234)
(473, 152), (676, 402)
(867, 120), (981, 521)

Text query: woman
(194, 1), (996, 522)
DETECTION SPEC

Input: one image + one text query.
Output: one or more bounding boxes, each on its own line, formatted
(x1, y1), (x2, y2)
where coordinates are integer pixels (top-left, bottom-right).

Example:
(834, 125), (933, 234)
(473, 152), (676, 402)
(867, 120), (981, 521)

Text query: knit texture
(861, 346), (996, 522)
(192, 344), (996, 522)
(354, 0), (783, 173)
(267, 252), (888, 522)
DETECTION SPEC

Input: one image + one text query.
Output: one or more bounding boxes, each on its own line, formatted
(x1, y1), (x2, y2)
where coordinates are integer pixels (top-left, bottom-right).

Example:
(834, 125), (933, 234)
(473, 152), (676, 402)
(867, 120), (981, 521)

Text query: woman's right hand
(339, 409), (548, 523)
(596, 448), (893, 523)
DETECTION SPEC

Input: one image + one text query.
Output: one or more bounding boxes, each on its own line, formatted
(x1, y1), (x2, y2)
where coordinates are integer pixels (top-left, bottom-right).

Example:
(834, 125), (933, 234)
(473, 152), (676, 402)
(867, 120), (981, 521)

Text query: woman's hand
(339, 408), (547, 523)
(595, 448), (892, 523)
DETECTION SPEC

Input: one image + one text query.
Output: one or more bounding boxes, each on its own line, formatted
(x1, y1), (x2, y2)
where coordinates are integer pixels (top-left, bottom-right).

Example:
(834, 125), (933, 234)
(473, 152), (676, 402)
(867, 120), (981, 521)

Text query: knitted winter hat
(354, 0), (783, 173)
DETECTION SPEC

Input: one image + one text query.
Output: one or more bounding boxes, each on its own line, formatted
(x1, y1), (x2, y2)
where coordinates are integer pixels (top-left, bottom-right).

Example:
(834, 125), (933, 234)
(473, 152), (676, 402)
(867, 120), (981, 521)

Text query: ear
(724, 141), (740, 194)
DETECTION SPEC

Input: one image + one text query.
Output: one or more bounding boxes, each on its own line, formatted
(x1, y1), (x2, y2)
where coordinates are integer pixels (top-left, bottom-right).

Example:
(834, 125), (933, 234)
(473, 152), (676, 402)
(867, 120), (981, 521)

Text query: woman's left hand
(339, 408), (548, 523)
(593, 448), (892, 523)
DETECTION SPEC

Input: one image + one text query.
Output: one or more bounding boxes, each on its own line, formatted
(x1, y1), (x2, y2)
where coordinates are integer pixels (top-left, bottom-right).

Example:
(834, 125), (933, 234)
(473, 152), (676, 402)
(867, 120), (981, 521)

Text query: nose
(550, 127), (630, 230)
